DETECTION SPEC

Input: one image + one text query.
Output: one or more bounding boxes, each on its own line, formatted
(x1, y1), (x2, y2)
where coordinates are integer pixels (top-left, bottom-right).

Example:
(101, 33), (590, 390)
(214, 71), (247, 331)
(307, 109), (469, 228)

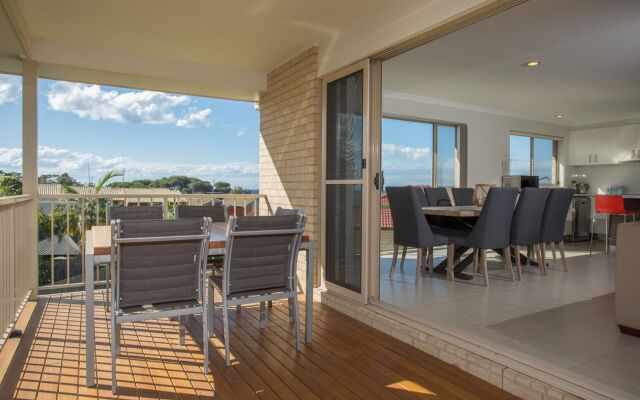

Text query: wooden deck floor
(0, 292), (520, 400)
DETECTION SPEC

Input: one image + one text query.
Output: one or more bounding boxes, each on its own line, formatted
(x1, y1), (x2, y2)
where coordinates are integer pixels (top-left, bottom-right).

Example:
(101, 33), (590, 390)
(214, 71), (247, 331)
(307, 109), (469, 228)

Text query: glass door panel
(323, 63), (369, 300)
(435, 125), (457, 187)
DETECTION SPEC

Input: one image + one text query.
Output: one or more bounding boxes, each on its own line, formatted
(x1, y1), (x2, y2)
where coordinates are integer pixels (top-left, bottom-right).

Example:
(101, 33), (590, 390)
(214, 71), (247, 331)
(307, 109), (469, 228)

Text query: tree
(57, 173), (80, 186)
(213, 181), (231, 193)
(230, 185), (251, 194)
(0, 174), (22, 196)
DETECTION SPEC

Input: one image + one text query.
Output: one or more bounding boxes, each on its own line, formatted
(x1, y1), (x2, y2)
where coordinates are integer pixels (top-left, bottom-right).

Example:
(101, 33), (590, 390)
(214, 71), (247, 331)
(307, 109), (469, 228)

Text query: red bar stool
(589, 195), (631, 255)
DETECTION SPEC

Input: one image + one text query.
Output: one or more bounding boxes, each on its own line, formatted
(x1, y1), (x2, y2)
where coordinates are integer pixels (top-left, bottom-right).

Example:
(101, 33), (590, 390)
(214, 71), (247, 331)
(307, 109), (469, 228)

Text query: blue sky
(1, 74), (260, 188)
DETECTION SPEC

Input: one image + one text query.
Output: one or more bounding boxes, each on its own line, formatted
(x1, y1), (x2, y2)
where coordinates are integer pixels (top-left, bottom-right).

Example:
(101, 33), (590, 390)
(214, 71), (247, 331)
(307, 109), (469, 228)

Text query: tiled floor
(380, 241), (640, 398)
(0, 291), (520, 399)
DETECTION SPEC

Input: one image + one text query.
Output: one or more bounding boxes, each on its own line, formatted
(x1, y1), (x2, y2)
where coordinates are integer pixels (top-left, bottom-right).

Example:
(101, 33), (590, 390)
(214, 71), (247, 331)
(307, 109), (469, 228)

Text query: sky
(0, 74), (260, 188)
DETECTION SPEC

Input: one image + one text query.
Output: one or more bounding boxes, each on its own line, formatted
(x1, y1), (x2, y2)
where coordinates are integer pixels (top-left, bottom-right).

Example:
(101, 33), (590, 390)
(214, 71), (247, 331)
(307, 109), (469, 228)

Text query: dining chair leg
(207, 284), (214, 336)
(605, 214), (610, 255)
(259, 301), (266, 329)
(446, 244), (455, 281)
(540, 242), (547, 274)
(179, 315), (185, 345)
(558, 241), (568, 272)
(504, 246), (515, 281)
(111, 318), (118, 394)
(389, 244), (399, 278)
(428, 248), (434, 275)
(414, 248), (423, 285)
(589, 214), (597, 256)
(202, 303), (209, 374)
(514, 245), (523, 280)
(420, 248), (428, 273)
(236, 305), (241, 313)
(535, 244), (545, 275)
(480, 249), (489, 286)
(287, 298), (294, 322)
(550, 242), (557, 262)
(399, 246), (407, 271)
(472, 248), (479, 274)
(292, 293), (301, 351)
(223, 300), (231, 367)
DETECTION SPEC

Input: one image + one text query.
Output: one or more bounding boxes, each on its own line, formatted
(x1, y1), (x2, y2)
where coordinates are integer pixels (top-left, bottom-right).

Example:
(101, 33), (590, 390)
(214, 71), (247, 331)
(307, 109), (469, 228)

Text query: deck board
(0, 292), (520, 400)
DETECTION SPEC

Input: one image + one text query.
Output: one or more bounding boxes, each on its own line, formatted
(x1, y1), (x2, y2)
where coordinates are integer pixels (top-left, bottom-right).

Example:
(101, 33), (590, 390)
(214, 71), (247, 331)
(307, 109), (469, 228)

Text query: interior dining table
(82, 221), (314, 387)
(421, 205), (535, 279)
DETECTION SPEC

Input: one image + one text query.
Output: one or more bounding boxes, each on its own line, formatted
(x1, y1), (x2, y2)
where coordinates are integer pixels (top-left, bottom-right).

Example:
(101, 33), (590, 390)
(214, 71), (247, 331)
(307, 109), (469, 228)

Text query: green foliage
(0, 173), (23, 196)
(230, 185), (251, 194)
(213, 181), (231, 194)
(38, 173), (80, 186)
(109, 175), (213, 194)
(95, 169), (124, 193)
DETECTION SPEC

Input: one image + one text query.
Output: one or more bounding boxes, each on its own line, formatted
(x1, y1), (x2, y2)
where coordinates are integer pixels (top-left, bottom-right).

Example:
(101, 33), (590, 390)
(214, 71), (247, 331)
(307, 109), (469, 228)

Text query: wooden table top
(422, 206), (482, 217)
(90, 222), (309, 256)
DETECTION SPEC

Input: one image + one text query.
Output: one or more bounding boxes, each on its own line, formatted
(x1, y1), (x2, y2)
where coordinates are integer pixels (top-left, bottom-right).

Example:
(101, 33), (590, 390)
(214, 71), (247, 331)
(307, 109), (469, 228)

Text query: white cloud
(236, 128), (246, 137)
(0, 75), (21, 105)
(0, 146), (258, 186)
(382, 143), (430, 161)
(47, 82), (212, 127)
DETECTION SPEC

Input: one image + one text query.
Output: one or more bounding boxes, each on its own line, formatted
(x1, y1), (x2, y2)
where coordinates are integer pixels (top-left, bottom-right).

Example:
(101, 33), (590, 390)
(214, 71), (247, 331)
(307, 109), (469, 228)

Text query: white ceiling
(382, 0), (640, 127)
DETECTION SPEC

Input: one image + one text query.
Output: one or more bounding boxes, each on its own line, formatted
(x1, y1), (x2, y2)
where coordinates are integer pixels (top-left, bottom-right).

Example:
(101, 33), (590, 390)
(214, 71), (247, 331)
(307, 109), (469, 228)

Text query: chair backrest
(594, 195), (625, 214)
(424, 187), (452, 207)
(108, 205), (163, 223)
(224, 214), (306, 295)
(510, 188), (551, 246)
(113, 218), (210, 309)
(275, 207), (300, 216)
(540, 188), (576, 243)
(465, 187), (518, 249)
(452, 188), (475, 206)
(473, 183), (496, 206)
(386, 186), (437, 249)
(176, 204), (227, 222)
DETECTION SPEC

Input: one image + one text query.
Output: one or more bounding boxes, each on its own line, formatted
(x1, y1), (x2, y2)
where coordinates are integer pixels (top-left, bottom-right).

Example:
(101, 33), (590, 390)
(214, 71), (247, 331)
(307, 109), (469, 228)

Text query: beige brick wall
(259, 47), (321, 291)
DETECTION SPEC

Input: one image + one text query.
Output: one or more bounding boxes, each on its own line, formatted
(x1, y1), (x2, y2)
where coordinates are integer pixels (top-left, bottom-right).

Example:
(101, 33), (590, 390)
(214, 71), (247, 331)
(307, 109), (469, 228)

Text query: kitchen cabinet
(569, 124), (640, 165)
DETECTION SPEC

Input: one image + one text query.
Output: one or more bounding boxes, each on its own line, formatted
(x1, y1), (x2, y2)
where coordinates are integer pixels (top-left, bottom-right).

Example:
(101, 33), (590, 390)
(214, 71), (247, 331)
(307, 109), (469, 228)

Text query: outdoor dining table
(83, 221), (315, 387)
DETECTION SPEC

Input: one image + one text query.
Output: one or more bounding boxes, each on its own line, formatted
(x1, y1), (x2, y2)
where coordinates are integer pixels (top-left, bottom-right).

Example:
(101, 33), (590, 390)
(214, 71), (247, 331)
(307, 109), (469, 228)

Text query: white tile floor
(379, 241), (640, 398)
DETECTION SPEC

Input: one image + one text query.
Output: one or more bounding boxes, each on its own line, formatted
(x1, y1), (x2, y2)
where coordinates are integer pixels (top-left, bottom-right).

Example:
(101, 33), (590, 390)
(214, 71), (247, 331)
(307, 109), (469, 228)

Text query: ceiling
(382, 0), (640, 127)
(1, 0), (388, 100)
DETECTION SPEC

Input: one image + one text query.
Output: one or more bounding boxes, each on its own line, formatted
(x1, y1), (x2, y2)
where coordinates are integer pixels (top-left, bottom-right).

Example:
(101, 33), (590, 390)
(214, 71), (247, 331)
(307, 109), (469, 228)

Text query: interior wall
(382, 92), (571, 187)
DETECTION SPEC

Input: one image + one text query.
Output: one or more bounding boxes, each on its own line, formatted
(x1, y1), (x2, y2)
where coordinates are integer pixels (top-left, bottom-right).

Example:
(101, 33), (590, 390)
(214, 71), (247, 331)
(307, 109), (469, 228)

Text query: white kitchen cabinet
(569, 124), (640, 166)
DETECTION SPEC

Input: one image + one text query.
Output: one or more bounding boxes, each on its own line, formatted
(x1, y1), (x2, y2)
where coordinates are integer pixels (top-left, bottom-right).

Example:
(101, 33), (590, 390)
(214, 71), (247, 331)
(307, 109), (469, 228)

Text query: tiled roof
(38, 235), (80, 256)
(38, 184), (181, 196)
(380, 193), (392, 229)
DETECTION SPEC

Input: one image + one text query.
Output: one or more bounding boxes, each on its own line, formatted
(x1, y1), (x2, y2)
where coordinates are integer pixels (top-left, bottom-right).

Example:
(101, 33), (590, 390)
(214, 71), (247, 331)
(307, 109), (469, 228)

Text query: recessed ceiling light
(555, 114), (564, 118)
(522, 60), (541, 67)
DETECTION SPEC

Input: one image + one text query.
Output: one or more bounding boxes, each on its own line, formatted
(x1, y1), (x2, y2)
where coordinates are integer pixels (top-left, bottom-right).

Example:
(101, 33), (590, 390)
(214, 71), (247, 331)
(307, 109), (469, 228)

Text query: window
(509, 134), (557, 184)
(382, 117), (460, 188)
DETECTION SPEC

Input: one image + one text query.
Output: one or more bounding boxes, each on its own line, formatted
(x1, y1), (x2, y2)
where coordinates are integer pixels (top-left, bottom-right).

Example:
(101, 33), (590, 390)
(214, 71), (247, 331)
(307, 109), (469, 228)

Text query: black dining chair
(387, 186), (452, 284)
(424, 187), (452, 207)
(275, 207), (300, 216)
(107, 205), (164, 222)
(510, 188), (551, 279)
(435, 188), (518, 286)
(452, 188), (475, 206)
(539, 188), (575, 272)
(176, 204), (227, 222)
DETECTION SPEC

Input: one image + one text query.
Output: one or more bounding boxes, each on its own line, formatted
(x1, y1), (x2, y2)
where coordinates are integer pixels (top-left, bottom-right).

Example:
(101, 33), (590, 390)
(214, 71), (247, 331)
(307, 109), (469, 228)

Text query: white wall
(570, 164), (640, 195)
(382, 92), (570, 187)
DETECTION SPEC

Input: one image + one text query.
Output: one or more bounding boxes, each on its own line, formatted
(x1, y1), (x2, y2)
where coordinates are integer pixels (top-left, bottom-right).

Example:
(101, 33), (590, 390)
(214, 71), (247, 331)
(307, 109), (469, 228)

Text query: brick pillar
(259, 47), (321, 291)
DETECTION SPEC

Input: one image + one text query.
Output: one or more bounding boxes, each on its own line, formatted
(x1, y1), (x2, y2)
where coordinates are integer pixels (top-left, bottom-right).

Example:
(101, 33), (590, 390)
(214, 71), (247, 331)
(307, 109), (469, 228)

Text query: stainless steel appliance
(571, 196), (591, 241)
(502, 175), (539, 189)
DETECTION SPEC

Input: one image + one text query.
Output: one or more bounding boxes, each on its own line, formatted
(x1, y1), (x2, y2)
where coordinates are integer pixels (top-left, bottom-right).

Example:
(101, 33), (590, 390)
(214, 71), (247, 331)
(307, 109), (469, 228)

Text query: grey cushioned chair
(436, 188), (518, 286)
(539, 188), (575, 272)
(452, 188), (475, 206)
(107, 205), (164, 223)
(424, 187), (452, 207)
(387, 186), (452, 283)
(510, 188), (551, 279)
(176, 204), (227, 222)
(208, 213), (306, 366)
(275, 207), (300, 216)
(109, 218), (211, 393)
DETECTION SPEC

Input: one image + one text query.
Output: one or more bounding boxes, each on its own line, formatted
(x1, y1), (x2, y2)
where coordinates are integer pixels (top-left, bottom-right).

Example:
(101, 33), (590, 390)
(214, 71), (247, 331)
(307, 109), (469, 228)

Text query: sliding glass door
(322, 60), (370, 302)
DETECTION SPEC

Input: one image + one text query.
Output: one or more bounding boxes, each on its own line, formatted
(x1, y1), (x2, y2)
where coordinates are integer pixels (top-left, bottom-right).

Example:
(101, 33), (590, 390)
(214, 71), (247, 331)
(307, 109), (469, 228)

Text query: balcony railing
(0, 194), (37, 349)
(36, 193), (272, 294)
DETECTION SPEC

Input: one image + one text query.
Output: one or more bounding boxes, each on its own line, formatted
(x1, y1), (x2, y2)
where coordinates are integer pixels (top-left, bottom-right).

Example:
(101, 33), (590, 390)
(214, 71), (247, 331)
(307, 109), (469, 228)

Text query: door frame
(320, 59), (371, 303)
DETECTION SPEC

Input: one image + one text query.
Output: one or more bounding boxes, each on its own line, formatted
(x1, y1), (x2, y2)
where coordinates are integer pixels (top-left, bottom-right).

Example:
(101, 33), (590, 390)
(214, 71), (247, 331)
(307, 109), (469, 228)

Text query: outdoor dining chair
(387, 186), (452, 283)
(510, 188), (551, 278)
(106, 205), (164, 222)
(275, 206), (300, 216)
(176, 204), (227, 222)
(208, 213), (306, 366)
(109, 218), (211, 393)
